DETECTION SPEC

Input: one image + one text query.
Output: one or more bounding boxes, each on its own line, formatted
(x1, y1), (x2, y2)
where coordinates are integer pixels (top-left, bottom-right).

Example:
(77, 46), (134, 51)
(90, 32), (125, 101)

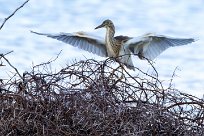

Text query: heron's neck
(105, 26), (115, 42)
(105, 26), (116, 57)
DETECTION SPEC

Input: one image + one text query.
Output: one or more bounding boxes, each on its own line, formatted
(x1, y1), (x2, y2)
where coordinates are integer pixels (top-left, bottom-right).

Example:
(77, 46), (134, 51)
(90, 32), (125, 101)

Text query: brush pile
(0, 53), (204, 135)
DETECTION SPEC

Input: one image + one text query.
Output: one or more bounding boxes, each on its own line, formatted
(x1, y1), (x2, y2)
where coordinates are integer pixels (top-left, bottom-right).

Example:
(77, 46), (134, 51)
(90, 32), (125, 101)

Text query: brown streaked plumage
(31, 19), (196, 70)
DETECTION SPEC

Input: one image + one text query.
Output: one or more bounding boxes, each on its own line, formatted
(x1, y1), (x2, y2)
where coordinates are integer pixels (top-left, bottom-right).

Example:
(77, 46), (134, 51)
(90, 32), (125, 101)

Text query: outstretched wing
(31, 31), (107, 57)
(127, 33), (195, 60)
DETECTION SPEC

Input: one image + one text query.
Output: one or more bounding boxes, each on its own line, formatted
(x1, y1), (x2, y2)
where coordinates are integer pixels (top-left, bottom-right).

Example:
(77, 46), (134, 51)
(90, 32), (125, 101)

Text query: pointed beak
(95, 24), (104, 29)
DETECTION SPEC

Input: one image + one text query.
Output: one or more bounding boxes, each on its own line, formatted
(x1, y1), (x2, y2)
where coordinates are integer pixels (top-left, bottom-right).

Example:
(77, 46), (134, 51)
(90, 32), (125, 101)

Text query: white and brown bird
(31, 19), (195, 70)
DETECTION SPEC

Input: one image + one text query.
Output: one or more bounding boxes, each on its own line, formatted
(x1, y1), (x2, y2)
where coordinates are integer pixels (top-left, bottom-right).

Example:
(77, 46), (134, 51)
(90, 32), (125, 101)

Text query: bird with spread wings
(31, 19), (195, 70)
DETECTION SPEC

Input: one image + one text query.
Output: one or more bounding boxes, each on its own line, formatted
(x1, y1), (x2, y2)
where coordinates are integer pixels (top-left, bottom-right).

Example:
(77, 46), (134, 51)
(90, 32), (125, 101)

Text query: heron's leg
(109, 65), (124, 81)
(114, 60), (125, 80)
(108, 57), (124, 80)
(120, 64), (125, 79)
(109, 65), (119, 79)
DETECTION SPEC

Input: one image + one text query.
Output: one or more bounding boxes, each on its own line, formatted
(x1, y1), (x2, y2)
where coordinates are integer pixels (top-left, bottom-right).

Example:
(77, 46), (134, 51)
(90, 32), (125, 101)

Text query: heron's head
(95, 19), (114, 29)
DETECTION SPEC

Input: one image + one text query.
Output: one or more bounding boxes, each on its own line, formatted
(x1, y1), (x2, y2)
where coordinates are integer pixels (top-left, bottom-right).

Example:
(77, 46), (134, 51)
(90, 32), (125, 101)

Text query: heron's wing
(31, 31), (107, 57)
(126, 33), (195, 60)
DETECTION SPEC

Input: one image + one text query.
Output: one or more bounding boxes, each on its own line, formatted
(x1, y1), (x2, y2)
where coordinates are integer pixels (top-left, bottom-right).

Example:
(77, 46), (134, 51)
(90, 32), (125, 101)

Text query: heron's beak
(95, 23), (104, 29)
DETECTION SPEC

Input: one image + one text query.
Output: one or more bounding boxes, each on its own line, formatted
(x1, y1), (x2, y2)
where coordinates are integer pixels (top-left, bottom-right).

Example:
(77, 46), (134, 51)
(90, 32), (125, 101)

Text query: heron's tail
(118, 54), (135, 71)
(124, 63), (135, 71)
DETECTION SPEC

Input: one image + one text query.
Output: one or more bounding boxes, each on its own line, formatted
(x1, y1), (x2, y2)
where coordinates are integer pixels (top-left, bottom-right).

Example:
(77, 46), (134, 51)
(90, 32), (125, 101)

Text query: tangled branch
(0, 56), (204, 135)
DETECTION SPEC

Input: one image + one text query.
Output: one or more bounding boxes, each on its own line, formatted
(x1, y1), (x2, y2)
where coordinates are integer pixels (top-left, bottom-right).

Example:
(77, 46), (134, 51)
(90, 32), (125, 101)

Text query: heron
(31, 19), (195, 70)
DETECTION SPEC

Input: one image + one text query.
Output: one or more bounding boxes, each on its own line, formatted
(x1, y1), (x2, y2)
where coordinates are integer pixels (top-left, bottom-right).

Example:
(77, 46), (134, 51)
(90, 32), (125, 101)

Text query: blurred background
(0, 0), (204, 96)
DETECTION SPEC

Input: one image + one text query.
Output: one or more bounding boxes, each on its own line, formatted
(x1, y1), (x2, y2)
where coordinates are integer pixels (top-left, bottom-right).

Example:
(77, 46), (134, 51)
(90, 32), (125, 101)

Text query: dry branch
(0, 0), (29, 30)
(0, 56), (204, 135)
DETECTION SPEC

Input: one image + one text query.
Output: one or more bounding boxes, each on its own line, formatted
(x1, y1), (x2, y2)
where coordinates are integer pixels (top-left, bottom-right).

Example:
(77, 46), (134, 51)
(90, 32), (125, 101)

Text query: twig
(33, 50), (62, 68)
(0, 0), (30, 30)
(0, 51), (23, 79)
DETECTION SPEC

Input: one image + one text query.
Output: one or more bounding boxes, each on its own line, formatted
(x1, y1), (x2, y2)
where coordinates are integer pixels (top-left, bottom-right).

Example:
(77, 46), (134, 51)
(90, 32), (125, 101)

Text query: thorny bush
(0, 53), (204, 136)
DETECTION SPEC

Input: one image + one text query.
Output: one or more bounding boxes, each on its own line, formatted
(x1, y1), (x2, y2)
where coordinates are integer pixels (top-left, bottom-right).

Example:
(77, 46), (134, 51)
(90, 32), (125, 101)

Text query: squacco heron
(31, 19), (195, 70)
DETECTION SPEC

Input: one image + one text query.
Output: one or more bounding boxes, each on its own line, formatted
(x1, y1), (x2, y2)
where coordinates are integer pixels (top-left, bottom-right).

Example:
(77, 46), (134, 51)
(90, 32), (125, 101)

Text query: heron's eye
(109, 22), (112, 26)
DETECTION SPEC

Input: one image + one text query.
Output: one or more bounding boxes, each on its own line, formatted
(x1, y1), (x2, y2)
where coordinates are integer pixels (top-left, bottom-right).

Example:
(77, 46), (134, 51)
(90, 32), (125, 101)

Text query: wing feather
(31, 31), (107, 57)
(127, 34), (195, 60)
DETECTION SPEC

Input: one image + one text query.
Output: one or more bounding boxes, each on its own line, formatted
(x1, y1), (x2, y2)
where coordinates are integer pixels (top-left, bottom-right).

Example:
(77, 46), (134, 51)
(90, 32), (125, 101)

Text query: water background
(0, 0), (204, 97)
